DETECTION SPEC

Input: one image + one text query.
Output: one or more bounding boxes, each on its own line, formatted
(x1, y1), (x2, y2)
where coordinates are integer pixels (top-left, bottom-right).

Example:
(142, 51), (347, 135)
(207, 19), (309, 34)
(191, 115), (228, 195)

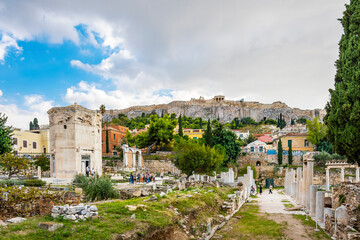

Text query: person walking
(259, 185), (263, 195)
(91, 168), (96, 177)
(269, 185), (273, 194)
(129, 173), (133, 184)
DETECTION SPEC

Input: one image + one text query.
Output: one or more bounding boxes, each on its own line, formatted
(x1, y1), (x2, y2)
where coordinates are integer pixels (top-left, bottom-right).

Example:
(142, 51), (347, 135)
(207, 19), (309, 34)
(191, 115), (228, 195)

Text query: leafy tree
(241, 117), (257, 125)
(125, 131), (135, 146)
(178, 114), (183, 137)
(203, 120), (214, 147)
(0, 153), (30, 179)
(213, 124), (241, 164)
(170, 113), (177, 121)
(296, 118), (308, 125)
(174, 139), (224, 178)
(33, 154), (50, 171)
(325, 0), (360, 166)
(288, 141), (293, 165)
(99, 104), (106, 115)
(277, 139), (283, 165)
(265, 119), (277, 125)
(291, 119), (295, 125)
(0, 113), (13, 154)
(317, 139), (333, 154)
(147, 114), (177, 147)
(306, 117), (327, 146)
(29, 121), (34, 130)
(33, 118), (39, 130)
(199, 118), (203, 129)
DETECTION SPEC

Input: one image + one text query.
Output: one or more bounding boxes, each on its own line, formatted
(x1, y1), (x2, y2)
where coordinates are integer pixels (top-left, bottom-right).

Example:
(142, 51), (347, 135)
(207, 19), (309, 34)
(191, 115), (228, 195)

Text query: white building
(231, 130), (250, 140)
(48, 104), (102, 179)
(243, 140), (268, 153)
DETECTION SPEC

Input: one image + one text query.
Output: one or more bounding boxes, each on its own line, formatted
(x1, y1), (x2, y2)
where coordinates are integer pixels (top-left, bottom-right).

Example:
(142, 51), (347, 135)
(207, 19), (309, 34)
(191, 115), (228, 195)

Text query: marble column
(296, 167), (302, 203)
(341, 167), (345, 182)
(309, 185), (318, 216)
(356, 168), (359, 183)
(302, 161), (307, 206)
(306, 160), (314, 211)
(316, 191), (325, 221)
(37, 166), (42, 179)
(292, 182), (296, 198)
(326, 168), (330, 191)
(298, 179), (304, 204)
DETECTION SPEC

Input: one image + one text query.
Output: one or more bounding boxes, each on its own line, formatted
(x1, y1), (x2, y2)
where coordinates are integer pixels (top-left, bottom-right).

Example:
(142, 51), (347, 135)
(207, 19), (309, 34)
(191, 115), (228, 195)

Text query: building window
(13, 138), (18, 146)
(23, 140), (27, 148)
(304, 140), (309, 147)
(240, 134), (243, 138)
(250, 147), (254, 152)
(64, 125), (67, 129)
(113, 134), (116, 140)
(33, 142), (37, 149)
(288, 140), (292, 147)
(259, 146), (263, 152)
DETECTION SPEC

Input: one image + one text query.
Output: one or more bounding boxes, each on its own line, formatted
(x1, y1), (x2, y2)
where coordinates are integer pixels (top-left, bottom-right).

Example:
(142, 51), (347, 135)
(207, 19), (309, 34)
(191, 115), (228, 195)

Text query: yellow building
(183, 128), (204, 140)
(277, 133), (314, 152)
(12, 128), (50, 158)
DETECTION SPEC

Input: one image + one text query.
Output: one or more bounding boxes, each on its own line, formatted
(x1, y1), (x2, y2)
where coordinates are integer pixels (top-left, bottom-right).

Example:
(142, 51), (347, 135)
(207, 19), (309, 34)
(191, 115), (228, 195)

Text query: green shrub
(72, 174), (89, 188)
(24, 179), (46, 187)
(78, 176), (119, 201)
(0, 179), (25, 186)
(238, 165), (257, 179)
(314, 151), (347, 167)
(339, 194), (346, 206)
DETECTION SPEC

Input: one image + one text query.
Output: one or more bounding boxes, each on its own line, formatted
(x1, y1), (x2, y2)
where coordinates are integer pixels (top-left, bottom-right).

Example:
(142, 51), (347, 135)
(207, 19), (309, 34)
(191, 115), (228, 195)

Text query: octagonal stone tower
(48, 104), (102, 179)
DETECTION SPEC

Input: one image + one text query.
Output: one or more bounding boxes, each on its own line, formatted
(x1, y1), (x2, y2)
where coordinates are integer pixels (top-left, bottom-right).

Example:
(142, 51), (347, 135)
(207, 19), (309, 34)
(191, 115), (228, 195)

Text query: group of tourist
(85, 166), (96, 177)
(129, 172), (156, 184)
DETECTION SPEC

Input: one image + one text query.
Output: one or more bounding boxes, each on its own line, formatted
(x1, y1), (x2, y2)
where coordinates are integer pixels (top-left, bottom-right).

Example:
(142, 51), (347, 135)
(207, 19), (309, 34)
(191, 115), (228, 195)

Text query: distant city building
(243, 140), (268, 153)
(48, 104), (102, 179)
(12, 128), (50, 158)
(102, 125), (128, 155)
(274, 132), (314, 152)
(183, 128), (204, 140)
(230, 130), (250, 140)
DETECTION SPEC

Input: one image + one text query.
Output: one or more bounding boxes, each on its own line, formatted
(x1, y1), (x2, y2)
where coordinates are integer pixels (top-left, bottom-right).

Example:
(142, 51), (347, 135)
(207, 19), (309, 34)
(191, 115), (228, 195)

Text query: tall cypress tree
(106, 128), (110, 153)
(288, 141), (293, 165)
(203, 119), (213, 147)
(178, 114), (183, 137)
(199, 118), (203, 129)
(325, 1), (360, 166)
(277, 138), (283, 165)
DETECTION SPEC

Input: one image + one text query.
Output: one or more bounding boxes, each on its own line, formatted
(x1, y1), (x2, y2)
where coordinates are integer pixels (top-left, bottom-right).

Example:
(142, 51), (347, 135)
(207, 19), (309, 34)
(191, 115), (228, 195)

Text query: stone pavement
(257, 189), (305, 215)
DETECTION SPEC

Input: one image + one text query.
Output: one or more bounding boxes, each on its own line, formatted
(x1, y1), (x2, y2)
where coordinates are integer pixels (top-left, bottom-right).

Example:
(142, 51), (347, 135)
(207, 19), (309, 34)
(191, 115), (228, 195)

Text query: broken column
(356, 167), (359, 183)
(341, 167), (345, 182)
(37, 166), (42, 179)
(315, 191), (325, 222)
(309, 185), (318, 216)
(326, 168), (330, 191)
(302, 160), (307, 206)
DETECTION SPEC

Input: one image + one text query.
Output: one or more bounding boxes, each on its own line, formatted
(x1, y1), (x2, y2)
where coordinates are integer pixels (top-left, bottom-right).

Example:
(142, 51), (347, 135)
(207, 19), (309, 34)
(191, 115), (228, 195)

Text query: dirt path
(213, 189), (330, 240)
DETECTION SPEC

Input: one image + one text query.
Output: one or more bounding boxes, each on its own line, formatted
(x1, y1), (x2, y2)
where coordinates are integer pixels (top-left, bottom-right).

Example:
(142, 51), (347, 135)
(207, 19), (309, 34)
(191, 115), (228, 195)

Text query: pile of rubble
(51, 203), (98, 221)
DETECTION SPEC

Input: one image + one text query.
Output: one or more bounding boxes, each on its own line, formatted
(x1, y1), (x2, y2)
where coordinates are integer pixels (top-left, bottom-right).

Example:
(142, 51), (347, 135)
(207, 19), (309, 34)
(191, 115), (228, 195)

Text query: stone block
(38, 222), (63, 232)
(90, 205), (98, 212)
(336, 206), (349, 226)
(64, 215), (76, 221)
(5, 217), (26, 224)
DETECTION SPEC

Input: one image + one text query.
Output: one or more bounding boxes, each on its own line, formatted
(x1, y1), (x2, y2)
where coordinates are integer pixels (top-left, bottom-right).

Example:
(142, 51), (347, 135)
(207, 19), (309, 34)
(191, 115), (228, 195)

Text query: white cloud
(0, 89), (3, 97)
(0, 94), (54, 130)
(0, 34), (22, 61)
(0, 0), (351, 110)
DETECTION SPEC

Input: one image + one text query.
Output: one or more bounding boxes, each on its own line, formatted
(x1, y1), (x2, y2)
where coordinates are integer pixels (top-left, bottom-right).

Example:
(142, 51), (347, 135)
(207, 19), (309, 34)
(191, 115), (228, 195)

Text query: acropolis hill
(105, 95), (326, 123)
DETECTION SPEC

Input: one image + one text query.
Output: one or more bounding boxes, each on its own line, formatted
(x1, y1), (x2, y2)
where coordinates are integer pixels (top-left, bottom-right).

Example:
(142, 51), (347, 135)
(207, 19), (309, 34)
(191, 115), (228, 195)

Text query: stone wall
(143, 159), (181, 174)
(238, 153), (302, 168)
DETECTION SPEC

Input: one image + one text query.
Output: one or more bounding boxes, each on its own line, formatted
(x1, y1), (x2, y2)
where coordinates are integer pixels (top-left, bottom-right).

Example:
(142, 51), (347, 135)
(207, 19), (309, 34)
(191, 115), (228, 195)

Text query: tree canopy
(33, 154), (50, 171)
(0, 113), (13, 155)
(306, 117), (327, 146)
(325, 0), (360, 166)
(174, 139), (224, 177)
(0, 153), (30, 179)
(212, 124), (241, 164)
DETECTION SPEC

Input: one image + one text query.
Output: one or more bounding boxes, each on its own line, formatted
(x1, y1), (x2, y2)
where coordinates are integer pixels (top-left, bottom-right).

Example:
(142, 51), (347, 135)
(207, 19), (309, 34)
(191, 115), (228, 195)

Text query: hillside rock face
(105, 97), (325, 123)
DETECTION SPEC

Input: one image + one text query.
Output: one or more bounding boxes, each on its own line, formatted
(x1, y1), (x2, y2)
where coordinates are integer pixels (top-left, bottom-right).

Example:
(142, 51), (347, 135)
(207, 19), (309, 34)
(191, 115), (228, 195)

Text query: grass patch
(283, 203), (294, 208)
(293, 214), (332, 240)
(219, 204), (285, 240)
(0, 187), (236, 240)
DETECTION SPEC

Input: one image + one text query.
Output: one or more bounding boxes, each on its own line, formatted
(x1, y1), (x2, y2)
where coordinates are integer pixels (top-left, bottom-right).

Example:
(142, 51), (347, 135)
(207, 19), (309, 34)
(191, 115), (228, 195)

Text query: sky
(0, 0), (349, 130)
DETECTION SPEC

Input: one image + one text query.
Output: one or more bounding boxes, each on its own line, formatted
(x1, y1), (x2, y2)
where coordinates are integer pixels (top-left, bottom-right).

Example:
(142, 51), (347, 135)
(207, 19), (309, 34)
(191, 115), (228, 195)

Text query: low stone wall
(238, 153), (302, 167)
(143, 159), (181, 174)
(51, 204), (98, 221)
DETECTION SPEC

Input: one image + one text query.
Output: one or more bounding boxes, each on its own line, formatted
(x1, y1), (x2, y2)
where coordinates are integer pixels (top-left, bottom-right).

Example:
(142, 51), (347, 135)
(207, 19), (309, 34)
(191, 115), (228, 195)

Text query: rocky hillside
(105, 96), (325, 123)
